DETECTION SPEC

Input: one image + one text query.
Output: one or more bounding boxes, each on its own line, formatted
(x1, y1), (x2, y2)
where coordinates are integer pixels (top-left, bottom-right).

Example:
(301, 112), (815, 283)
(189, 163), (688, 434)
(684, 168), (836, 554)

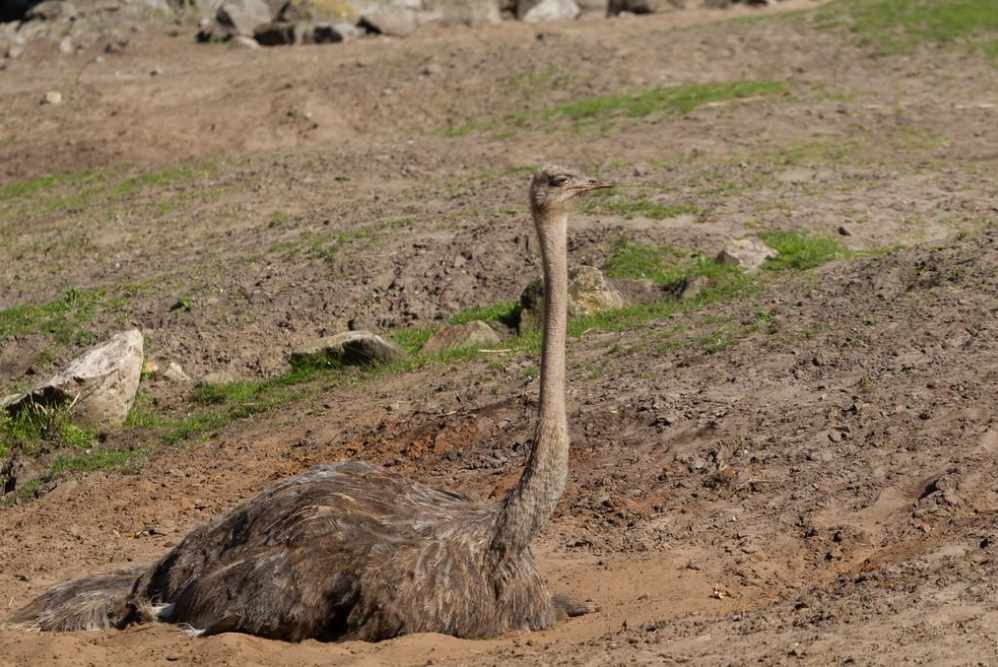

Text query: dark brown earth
(2, 0), (998, 664)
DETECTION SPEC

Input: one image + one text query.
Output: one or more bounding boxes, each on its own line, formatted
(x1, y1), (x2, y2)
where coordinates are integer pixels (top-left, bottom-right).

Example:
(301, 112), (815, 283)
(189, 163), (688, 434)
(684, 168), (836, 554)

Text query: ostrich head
(529, 165), (610, 219)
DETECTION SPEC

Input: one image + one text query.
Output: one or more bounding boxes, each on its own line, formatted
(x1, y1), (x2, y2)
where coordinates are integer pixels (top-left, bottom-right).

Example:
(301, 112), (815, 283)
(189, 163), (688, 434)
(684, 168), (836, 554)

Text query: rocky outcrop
(1, 330), (144, 430)
(421, 321), (501, 354)
(290, 330), (404, 368)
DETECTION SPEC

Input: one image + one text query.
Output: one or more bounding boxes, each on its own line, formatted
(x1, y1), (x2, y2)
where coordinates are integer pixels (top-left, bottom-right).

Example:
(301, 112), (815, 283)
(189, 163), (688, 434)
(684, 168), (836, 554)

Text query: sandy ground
(1, 0), (998, 664)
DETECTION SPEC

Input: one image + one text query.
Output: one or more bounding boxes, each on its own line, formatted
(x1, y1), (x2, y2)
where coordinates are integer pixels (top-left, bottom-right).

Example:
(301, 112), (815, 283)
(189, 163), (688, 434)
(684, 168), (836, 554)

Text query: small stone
(42, 91), (63, 105)
(150, 66), (163, 76)
(837, 225), (851, 236)
(58, 36), (73, 54)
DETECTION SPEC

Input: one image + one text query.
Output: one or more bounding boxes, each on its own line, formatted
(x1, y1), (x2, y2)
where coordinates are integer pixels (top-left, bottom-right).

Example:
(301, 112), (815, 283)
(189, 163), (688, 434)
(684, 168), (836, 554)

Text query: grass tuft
(545, 81), (786, 123)
(50, 448), (136, 475)
(0, 288), (103, 345)
(0, 401), (98, 459)
(761, 230), (847, 270)
(820, 0), (998, 60)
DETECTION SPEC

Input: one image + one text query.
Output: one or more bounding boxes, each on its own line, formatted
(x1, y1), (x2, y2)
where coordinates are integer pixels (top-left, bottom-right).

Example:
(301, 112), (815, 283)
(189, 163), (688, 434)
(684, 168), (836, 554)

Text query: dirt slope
(2, 0), (998, 665)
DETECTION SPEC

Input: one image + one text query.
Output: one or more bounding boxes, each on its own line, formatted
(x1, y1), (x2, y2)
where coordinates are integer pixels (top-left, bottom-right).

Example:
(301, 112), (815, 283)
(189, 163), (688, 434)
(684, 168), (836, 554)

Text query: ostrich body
(9, 167), (608, 642)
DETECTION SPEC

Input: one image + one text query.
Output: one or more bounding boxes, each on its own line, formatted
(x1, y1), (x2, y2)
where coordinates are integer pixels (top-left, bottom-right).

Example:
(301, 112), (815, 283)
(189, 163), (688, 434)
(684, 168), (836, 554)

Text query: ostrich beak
(574, 178), (613, 195)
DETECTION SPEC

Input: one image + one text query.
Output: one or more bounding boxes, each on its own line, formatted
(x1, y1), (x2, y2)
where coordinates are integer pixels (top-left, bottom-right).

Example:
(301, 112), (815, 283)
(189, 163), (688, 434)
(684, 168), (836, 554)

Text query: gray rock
(290, 330), (404, 368)
(421, 321), (501, 354)
(58, 36), (73, 53)
(520, 265), (625, 331)
(518, 0), (579, 21)
(42, 91), (63, 105)
(715, 237), (777, 272)
(1, 330), (144, 430)
(25, 0), (78, 21)
(216, 0), (273, 36)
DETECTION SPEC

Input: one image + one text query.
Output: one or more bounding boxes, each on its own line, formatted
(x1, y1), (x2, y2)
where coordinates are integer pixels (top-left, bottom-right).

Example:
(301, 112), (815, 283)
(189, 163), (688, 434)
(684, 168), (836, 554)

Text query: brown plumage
(7, 166), (609, 642)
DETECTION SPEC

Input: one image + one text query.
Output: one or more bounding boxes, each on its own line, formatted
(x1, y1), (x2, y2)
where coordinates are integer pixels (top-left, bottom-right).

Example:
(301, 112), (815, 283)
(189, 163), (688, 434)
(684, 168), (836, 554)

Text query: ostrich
(9, 166), (609, 642)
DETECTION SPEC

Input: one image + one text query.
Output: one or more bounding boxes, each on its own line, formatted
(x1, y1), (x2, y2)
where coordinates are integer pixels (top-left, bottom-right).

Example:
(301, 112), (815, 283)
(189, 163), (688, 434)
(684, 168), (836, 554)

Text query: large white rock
(518, 0), (579, 22)
(1, 330), (144, 430)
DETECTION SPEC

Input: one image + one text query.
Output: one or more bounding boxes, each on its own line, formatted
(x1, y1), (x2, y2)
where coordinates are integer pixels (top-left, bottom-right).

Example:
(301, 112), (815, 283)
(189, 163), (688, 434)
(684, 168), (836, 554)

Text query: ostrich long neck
(491, 208), (569, 561)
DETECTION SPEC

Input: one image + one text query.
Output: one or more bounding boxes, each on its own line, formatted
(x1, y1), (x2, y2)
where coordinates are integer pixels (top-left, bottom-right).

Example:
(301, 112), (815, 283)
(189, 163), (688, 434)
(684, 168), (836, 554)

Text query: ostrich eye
(550, 175), (569, 187)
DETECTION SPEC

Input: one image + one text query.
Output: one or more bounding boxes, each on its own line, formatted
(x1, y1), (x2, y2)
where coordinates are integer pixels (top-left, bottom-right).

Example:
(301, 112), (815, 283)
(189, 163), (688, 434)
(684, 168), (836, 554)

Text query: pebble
(42, 91), (63, 105)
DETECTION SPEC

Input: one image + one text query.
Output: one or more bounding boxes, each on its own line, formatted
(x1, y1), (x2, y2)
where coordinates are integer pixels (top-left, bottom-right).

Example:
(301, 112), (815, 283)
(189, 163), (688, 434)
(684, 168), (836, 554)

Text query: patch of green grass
(770, 140), (858, 166)
(162, 411), (232, 446)
(820, 0), (998, 59)
(110, 164), (203, 199)
(193, 381), (265, 406)
(604, 241), (686, 283)
(581, 189), (702, 220)
(442, 81), (786, 137)
(391, 327), (434, 355)
(0, 161), (216, 220)
(761, 230), (848, 270)
(0, 288), (103, 345)
(50, 448), (136, 475)
(603, 240), (750, 297)
(448, 301), (521, 327)
(0, 174), (63, 201)
(544, 81), (787, 123)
